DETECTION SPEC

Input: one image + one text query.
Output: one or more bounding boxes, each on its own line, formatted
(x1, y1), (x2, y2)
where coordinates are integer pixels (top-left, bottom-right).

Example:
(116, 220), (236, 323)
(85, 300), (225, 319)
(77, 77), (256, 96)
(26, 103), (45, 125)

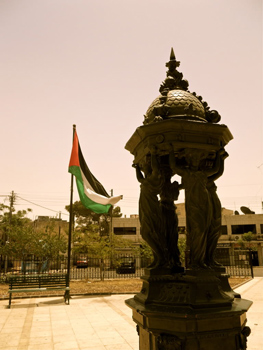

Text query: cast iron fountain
(125, 49), (252, 350)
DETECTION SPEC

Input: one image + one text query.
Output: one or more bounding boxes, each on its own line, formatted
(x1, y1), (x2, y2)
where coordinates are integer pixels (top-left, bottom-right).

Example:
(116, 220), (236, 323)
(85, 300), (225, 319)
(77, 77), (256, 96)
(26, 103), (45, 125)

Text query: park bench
(8, 273), (70, 308)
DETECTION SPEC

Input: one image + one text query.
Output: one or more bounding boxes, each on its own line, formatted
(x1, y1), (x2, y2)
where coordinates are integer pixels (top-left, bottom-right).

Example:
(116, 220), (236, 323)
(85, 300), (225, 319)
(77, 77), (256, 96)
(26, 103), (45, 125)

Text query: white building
(112, 204), (263, 266)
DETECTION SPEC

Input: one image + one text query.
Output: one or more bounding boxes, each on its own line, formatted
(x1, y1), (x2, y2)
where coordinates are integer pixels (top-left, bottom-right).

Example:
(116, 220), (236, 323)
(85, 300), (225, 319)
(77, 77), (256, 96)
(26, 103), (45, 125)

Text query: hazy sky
(0, 0), (262, 220)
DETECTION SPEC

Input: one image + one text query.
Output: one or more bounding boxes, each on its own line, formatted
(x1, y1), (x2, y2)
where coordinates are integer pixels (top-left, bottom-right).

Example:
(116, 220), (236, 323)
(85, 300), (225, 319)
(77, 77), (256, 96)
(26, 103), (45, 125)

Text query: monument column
(125, 49), (252, 350)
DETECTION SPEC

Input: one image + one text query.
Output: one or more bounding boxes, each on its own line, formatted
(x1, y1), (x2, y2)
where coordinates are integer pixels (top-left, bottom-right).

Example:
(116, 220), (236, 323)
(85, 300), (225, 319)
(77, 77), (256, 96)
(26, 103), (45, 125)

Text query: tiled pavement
(0, 294), (139, 350)
(0, 278), (262, 350)
(234, 277), (263, 350)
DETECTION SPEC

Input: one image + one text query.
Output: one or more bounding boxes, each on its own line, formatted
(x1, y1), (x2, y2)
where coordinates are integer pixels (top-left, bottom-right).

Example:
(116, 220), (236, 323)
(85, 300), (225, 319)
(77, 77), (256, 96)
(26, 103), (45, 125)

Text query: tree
(133, 240), (153, 259)
(72, 230), (133, 280)
(178, 237), (187, 266)
(134, 237), (187, 266)
(0, 207), (67, 273)
(242, 232), (254, 242)
(0, 207), (32, 259)
(65, 201), (122, 233)
(235, 231), (257, 251)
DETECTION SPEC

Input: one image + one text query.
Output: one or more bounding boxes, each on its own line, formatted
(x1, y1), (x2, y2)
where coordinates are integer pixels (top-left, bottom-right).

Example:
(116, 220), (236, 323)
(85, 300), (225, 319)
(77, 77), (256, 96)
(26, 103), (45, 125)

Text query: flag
(68, 130), (122, 214)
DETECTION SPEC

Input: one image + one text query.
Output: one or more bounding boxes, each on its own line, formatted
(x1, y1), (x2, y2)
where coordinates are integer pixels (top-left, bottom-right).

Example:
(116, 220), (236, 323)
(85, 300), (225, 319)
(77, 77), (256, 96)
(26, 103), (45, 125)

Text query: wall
(112, 204), (263, 265)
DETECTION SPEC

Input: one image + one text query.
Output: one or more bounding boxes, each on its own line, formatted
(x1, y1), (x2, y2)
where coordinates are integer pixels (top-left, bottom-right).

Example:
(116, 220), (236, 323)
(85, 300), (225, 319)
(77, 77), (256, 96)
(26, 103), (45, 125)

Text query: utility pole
(109, 189), (113, 237)
(5, 191), (15, 273)
(58, 211), (61, 238)
(9, 191), (15, 223)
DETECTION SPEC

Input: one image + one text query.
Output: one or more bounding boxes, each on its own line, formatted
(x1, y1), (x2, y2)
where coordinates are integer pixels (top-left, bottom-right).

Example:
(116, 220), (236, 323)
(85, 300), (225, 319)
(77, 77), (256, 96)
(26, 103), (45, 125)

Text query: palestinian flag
(68, 130), (122, 214)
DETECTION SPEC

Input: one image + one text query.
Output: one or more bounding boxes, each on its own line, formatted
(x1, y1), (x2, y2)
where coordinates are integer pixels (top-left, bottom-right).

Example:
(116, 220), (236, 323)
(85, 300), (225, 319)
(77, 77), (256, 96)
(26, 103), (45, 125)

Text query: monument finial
(160, 49), (188, 92)
(166, 48), (180, 71)
(170, 47), (175, 61)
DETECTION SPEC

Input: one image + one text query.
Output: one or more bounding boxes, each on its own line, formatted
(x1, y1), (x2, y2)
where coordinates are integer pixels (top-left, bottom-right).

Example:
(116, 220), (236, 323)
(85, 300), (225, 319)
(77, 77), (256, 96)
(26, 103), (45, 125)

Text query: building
(34, 216), (68, 238)
(112, 204), (263, 266)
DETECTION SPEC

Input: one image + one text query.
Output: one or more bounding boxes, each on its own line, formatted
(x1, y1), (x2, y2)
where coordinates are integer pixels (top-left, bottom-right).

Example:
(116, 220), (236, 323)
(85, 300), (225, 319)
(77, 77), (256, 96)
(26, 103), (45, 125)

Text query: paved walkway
(234, 277), (263, 350)
(0, 278), (262, 350)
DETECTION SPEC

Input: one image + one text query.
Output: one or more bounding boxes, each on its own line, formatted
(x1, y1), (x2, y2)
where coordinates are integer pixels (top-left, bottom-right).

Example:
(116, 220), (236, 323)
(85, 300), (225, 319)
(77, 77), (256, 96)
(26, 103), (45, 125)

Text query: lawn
(0, 277), (251, 299)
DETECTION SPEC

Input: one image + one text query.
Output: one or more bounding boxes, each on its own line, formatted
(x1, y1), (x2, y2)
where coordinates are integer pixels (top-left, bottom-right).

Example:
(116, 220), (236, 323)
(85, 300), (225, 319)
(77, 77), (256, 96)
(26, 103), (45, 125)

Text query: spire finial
(160, 48), (188, 92)
(170, 47), (175, 61)
(166, 48), (180, 71)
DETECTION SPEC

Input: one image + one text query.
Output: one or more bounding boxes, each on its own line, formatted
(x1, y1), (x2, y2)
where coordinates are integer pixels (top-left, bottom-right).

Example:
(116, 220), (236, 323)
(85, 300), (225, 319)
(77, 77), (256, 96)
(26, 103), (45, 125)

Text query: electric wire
(15, 195), (69, 217)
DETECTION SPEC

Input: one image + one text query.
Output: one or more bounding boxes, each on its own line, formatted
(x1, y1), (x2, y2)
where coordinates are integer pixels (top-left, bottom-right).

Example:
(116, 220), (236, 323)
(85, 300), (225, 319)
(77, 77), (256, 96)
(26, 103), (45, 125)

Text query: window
(114, 227), (136, 235)
(231, 224), (256, 235)
(178, 226), (186, 234)
(221, 226), (228, 235)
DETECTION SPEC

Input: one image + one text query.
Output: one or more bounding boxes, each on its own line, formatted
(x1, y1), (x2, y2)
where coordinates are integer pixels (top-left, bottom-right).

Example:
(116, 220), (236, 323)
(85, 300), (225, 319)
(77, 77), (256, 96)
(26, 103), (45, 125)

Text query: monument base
(135, 268), (235, 309)
(126, 297), (252, 350)
(126, 268), (252, 350)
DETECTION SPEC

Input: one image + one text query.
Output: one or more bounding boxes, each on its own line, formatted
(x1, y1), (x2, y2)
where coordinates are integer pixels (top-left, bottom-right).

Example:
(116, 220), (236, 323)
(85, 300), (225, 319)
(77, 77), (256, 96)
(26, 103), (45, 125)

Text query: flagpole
(67, 124), (76, 287)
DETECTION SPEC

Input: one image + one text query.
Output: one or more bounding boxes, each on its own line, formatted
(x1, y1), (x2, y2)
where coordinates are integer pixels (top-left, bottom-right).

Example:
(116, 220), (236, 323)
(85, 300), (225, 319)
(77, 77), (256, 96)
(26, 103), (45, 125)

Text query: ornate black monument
(125, 49), (252, 350)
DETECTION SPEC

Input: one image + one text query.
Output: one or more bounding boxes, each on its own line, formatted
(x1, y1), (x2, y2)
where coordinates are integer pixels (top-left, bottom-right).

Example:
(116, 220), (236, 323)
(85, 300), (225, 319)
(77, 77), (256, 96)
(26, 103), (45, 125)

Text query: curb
(0, 291), (138, 302)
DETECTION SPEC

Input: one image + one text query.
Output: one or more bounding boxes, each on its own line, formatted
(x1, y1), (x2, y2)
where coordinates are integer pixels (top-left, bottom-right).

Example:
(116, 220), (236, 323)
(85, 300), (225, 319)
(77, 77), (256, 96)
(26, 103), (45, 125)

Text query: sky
(0, 0), (262, 221)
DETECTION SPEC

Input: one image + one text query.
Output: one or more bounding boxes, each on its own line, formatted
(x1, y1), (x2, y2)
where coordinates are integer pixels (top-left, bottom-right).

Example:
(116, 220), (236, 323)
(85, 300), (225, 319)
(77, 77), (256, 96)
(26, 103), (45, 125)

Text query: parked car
(76, 258), (88, 268)
(116, 261), (135, 274)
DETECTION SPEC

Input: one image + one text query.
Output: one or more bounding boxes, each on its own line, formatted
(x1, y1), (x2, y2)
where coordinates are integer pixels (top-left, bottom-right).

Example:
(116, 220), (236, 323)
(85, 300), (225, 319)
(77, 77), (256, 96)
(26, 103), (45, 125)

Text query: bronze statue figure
(159, 164), (181, 269)
(133, 151), (166, 268)
(169, 147), (224, 269)
(134, 149), (183, 269)
(205, 150), (228, 267)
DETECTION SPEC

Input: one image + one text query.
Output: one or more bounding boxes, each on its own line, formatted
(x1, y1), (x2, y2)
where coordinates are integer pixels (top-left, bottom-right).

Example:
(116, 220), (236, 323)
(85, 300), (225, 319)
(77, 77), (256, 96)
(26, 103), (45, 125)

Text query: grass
(0, 276), (251, 299)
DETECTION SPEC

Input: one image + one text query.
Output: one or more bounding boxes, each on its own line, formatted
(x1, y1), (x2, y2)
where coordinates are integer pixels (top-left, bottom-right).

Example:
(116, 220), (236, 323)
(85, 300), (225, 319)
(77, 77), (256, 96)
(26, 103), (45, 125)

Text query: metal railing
(0, 250), (253, 281)
(0, 255), (151, 281)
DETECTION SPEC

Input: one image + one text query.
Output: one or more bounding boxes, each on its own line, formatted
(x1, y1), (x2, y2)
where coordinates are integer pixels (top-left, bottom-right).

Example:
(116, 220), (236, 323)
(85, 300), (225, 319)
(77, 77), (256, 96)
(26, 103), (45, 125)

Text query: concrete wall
(112, 204), (263, 265)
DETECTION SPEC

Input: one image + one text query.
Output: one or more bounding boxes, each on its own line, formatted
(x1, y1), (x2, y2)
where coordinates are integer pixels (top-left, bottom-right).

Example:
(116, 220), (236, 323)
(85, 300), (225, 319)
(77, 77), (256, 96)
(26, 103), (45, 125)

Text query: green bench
(8, 273), (70, 308)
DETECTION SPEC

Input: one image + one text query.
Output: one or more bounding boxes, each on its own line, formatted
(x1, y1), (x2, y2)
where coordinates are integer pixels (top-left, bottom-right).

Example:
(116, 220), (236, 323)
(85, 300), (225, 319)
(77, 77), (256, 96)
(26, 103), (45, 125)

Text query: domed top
(143, 48), (221, 125)
(145, 89), (206, 124)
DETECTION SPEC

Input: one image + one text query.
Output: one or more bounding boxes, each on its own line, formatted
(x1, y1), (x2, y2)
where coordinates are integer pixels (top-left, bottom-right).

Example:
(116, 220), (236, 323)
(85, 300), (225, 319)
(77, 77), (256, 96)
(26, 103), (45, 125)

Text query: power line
(16, 195), (69, 217)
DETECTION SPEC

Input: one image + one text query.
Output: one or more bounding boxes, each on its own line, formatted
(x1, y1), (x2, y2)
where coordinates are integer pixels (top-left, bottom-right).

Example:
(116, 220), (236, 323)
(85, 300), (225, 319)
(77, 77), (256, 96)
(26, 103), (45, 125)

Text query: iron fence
(215, 249), (253, 277)
(0, 249), (254, 281)
(0, 255), (151, 281)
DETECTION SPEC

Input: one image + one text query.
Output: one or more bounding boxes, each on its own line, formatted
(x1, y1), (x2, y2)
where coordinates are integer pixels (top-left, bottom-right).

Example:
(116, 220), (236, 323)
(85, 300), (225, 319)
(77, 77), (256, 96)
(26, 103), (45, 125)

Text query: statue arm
(133, 164), (144, 183)
(149, 146), (161, 177)
(169, 148), (184, 177)
(208, 150), (228, 181)
(151, 152), (159, 174)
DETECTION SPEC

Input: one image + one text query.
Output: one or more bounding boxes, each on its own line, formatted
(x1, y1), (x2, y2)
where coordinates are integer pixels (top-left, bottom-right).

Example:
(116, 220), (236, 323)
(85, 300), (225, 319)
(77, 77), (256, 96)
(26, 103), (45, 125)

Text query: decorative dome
(145, 89), (206, 124)
(143, 48), (221, 125)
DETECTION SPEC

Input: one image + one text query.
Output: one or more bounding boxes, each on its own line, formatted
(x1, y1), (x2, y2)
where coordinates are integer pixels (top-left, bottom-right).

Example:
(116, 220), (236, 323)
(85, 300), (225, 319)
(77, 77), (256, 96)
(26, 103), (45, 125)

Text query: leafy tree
(32, 223), (67, 259)
(72, 230), (132, 257)
(0, 207), (67, 273)
(0, 208), (32, 254)
(134, 237), (187, 266)
(236, 231), (257, 250)
(133, 239), (153, 259)
(178, 237), (186, 265)
(0, 224), (35, 260)
(65, 201), (122, 234)
(72, 230), (133, 280)
(242, 232), (254, 242)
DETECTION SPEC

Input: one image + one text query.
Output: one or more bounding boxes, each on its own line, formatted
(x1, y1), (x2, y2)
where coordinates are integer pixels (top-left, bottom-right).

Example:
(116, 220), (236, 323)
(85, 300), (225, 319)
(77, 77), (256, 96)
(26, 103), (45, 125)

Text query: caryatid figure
(169, 147), (223, 269)
(205, 150), (228, 267)
(133, 150), (167, 268)
(159, 164), (182, 269)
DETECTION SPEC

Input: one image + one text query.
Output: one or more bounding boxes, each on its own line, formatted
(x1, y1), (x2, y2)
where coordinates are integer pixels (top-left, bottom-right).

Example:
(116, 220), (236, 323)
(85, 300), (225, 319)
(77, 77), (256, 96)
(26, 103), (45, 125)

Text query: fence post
(248, 250), (254, 278)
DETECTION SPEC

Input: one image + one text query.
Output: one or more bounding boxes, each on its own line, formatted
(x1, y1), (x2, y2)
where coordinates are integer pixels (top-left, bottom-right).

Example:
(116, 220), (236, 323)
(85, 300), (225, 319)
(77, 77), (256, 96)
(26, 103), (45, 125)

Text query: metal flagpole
(67, 124), (76, 288)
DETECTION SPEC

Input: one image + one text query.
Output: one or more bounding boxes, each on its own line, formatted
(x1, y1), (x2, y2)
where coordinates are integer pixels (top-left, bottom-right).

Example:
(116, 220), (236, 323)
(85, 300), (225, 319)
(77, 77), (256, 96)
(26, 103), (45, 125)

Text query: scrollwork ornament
(157, 334), (182, 350)
(237, 326), (251, 350)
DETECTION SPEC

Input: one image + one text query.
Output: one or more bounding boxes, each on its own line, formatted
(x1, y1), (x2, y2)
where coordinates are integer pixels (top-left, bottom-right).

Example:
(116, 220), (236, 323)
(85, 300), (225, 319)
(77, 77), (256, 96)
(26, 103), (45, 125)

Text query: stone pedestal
(126, 269), (252, 350)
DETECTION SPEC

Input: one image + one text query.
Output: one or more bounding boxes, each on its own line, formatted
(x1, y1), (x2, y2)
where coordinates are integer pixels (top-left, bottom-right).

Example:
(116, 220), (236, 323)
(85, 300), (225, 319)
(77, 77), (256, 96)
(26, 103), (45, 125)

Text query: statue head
(140, 155), (152, 176)
(183, 149), (208, 170)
